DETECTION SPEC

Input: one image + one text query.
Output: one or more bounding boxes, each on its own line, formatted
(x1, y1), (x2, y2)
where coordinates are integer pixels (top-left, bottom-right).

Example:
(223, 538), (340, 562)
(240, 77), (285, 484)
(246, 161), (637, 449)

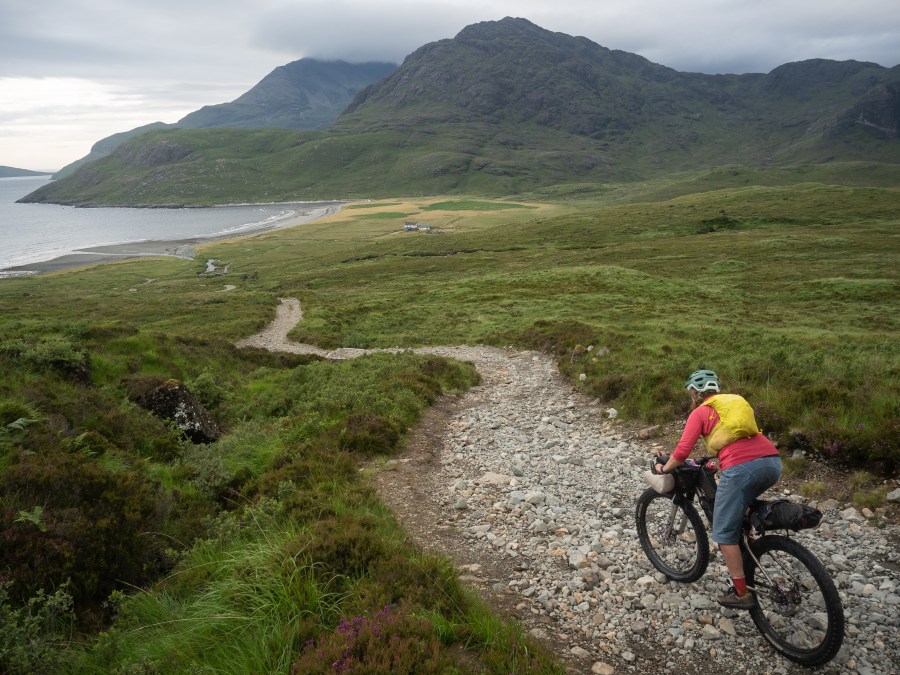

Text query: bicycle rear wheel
(635, 487), (709, 582)
(745, 535), (845, 667)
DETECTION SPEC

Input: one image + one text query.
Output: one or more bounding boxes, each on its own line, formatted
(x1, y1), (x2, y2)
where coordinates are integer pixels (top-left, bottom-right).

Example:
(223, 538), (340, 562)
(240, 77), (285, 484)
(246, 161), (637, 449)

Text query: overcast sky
(2, 0), (898, 171)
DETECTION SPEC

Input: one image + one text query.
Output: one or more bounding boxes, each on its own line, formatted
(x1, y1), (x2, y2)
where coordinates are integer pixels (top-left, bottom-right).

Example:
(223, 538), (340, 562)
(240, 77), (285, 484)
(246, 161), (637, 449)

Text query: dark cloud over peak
(2, 0), (898, 169)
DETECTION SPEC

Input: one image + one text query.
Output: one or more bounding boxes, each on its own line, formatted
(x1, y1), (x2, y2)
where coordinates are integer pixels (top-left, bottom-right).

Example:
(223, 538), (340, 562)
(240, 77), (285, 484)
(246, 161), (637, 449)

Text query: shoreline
(0, 202), (344, 277)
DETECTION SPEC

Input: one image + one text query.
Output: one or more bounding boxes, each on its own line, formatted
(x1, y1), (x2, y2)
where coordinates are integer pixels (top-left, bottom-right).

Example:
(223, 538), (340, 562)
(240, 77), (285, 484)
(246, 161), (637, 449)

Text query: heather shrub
(291, 605), (453, 675)
(503, 319), (598, 357)
(753, 401), (788, 437)
(0, 399), (41, 427)
(0, 449), (164, 606)
(252, 446), (357, 499)
(178, 443), (232, 500)
(364, 552), (468, 617)
(299, 515), (388, 582)
(338, 414), (401, 455)
(418, 355), (480, 395)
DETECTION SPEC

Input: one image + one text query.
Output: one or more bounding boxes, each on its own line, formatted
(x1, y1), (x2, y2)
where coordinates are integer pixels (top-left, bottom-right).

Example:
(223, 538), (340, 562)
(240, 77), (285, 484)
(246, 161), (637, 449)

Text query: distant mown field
(0, 177), (896, 671)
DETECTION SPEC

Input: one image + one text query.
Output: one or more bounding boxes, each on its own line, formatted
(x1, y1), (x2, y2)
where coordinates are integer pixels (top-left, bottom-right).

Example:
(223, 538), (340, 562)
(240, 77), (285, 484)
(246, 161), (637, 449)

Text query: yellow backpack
(700, 394), (761, 456)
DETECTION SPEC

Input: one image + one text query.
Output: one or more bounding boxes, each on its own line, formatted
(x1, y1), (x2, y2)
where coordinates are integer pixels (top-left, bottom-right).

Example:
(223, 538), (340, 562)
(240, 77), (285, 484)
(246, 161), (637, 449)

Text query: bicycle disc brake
(769, 577), (802, 617)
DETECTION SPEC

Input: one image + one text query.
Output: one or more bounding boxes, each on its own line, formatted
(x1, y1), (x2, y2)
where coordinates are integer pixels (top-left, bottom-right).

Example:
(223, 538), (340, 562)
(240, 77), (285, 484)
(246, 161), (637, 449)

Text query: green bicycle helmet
(684, 369), (720, 393)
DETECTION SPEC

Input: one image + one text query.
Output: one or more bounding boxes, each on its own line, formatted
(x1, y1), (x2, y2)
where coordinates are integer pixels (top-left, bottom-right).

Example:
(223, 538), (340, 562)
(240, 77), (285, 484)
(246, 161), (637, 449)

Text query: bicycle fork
(662, 499), (688, 542)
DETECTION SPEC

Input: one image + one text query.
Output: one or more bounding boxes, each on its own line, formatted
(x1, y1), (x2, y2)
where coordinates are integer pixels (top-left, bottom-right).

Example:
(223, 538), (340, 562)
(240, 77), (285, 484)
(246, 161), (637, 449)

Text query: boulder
(135, 378), (221, 443)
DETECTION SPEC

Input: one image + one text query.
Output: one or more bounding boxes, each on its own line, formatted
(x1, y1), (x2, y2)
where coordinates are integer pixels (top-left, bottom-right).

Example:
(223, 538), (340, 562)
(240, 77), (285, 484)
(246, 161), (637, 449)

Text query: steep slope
(52, 59), (396, 179)
(178, 59), (396, 130)
(339, 18), (898, 166)
(24, 18), (900, 206)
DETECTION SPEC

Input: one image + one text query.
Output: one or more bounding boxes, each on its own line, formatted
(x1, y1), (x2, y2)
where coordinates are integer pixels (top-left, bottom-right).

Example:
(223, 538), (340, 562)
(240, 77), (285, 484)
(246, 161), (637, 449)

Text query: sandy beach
(1, 202), (343, 276)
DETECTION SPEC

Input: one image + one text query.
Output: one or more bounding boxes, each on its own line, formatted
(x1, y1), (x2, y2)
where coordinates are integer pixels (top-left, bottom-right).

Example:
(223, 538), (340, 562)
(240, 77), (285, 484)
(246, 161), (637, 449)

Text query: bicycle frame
(671, 458), (784, 592)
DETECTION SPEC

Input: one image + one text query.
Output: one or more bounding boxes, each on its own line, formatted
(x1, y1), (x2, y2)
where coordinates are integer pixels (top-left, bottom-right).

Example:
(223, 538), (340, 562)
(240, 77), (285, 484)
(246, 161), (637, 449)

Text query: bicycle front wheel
(746, 535), (845, 667)
(635, 487), (709, 582)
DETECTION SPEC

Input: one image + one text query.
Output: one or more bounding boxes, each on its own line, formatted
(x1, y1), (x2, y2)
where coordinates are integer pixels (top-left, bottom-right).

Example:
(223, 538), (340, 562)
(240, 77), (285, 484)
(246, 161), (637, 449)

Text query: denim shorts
(712, 455), (782, 545)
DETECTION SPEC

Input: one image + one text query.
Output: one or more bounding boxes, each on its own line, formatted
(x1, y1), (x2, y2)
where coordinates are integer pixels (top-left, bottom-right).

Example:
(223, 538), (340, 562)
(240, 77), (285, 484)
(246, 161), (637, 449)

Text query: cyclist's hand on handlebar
(652, 454), (668, 474)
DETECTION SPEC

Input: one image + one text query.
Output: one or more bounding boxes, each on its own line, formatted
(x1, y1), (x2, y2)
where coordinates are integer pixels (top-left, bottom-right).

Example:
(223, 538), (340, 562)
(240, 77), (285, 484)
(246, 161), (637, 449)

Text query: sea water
(0, 176), (339, 273)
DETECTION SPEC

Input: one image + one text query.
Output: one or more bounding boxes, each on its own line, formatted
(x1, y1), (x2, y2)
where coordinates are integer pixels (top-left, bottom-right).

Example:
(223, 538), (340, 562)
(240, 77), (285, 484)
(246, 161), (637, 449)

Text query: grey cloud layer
(4, 0), (897, 170)
(4, 0), (898, 83)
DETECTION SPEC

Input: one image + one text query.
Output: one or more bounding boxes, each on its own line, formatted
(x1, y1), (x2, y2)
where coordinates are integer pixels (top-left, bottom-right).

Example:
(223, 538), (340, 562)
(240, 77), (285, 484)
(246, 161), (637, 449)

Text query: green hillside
(23, 18), (900, 206)
(52, 59), (397, 179)
(1, 180), (897, 670)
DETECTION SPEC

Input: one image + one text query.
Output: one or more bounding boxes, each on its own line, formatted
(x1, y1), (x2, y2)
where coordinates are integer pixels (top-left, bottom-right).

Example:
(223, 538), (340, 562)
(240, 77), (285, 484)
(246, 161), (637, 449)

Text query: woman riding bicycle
(656, 369), (782, 609)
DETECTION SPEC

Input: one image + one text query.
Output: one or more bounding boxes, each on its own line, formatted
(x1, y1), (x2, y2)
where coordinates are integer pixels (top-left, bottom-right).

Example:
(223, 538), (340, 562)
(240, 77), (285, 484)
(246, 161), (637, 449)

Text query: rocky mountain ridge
(52, 59), (396, 179)
(23, 17), (900, 205)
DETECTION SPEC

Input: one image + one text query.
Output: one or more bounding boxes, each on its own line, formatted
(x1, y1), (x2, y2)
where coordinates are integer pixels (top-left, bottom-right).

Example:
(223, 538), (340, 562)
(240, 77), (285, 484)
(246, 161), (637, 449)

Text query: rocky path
(237, 299), (900, 675)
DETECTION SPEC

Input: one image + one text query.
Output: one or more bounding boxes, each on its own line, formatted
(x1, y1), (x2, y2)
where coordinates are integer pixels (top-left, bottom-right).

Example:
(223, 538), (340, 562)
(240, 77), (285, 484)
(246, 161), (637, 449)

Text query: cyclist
(656, 369), (782, 608)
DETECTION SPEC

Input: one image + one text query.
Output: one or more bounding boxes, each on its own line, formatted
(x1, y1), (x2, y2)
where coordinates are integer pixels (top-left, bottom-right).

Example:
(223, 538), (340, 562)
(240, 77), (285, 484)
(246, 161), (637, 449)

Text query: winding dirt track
(235, 298), (898, 675)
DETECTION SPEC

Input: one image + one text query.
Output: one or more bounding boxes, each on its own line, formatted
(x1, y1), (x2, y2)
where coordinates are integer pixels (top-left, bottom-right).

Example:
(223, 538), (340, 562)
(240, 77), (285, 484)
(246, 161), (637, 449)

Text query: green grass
(1, 177), (898, 672)
(346, 202), (403, 209)
(422, 200), (535, 211)
(353, 211), (414, 219)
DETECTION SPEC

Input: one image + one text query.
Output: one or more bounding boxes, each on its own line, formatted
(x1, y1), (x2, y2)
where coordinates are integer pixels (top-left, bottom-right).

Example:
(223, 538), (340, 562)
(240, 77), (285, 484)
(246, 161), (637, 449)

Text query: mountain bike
(634, 456), (845, 667)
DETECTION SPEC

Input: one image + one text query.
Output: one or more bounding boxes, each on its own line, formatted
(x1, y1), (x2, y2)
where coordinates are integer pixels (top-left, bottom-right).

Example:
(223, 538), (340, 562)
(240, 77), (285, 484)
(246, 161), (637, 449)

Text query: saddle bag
(750, 499), (823, 533)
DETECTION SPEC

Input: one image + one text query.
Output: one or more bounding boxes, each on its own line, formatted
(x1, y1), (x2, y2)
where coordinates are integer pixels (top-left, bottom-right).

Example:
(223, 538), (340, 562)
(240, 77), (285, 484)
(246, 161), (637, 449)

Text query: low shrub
(0, 450), (164, 607)
(291, 605), (452, 675)
(178, 443), (232, 500)
(366, 552), (468, 617)
(65, 430), (117, 457)
(753, 402), (788, 437)
(23, 337), (91, 382)
(338, 414), (401, 456)
(252, 446), (357, 501)
(187, 369), (231, 410)
(500, 319), (597, 358)
(0, 581), (76, 675)
(298, 515), (388, 582)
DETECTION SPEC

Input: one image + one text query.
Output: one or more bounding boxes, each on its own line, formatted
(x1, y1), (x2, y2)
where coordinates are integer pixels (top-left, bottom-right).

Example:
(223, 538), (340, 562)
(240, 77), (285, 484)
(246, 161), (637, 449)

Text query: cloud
(248, 1), (467, 63)
(2, 0), (898, 169)
(0, 77), (197, 170)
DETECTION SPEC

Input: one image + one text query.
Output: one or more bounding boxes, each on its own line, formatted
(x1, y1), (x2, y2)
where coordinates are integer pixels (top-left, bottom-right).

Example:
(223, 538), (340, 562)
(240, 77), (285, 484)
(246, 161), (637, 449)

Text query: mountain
(178, 59), (397, 130)
(0, 166), (52, 178)
(338, 18), (898, 165)
(52, 59), (397, 178)
(53, 123), (170, 179)
(23, 18), (900, 206)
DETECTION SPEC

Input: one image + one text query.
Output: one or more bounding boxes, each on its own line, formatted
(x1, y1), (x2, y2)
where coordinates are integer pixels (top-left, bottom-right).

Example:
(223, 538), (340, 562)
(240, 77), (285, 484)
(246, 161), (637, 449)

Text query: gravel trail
(237, 298), (900, 675)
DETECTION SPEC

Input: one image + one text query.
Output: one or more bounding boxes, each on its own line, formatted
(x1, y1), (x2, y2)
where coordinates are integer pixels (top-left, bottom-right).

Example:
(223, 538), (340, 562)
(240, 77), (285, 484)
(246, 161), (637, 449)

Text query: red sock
(732, 576), (748, 597)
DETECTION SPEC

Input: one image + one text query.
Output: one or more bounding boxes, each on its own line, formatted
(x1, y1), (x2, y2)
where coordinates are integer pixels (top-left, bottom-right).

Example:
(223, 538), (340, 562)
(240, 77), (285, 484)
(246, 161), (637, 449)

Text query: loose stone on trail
(238, 298), (900, 675)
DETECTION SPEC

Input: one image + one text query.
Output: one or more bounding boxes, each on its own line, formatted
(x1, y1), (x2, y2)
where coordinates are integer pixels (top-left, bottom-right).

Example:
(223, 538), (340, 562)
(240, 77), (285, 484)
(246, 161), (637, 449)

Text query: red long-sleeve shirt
(672, 402), (779, 471)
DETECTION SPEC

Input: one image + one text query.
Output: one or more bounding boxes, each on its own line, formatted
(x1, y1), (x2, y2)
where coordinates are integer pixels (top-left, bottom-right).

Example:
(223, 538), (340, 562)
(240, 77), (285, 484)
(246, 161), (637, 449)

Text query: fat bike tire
(745, 534), (845, 667)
